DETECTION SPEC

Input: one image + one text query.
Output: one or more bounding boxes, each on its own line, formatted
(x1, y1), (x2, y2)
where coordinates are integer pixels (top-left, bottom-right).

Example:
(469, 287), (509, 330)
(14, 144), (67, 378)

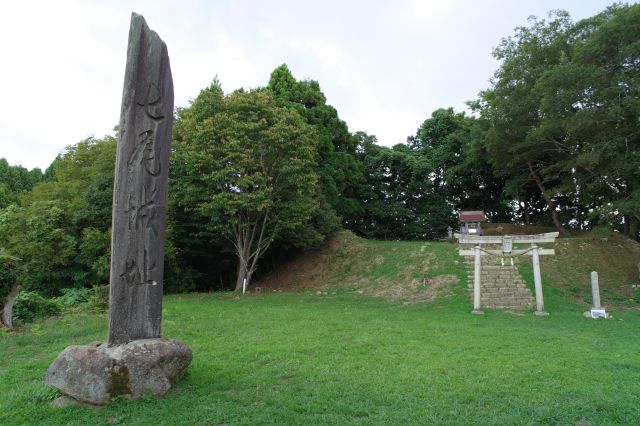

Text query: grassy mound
(258, 231), (466, 304)
(259, 230), (640, 310)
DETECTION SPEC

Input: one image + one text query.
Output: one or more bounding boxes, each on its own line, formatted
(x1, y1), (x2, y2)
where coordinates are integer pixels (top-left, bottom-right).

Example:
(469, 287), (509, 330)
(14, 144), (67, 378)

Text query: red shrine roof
(459, 210), (486, 223)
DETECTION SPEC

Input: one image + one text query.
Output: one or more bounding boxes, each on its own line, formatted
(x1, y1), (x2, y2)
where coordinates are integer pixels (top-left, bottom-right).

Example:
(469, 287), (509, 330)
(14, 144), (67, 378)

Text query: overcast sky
(0, 0), (621, 170)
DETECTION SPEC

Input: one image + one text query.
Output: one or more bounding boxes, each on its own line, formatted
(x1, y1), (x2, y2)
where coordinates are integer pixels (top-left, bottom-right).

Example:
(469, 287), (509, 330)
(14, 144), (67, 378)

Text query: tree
(409, 108), (508, 220)
(477, 11), (575, 235)
(533, 3), (640, 237)
(268, 64), (365, 227)
(477, 4), (640, 237)
(352, 139), (455, 240)
(0, 136), (116, 297)
(0, 158), (43, 208)
(172, 85), (320, 290)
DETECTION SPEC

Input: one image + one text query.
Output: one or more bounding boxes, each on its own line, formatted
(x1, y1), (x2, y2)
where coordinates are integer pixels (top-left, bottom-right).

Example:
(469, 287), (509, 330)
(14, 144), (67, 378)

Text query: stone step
(467, 285), (529, 290)
(468, 274), (522, 278)
(479, 293), (531, 299)
(467, 283), (529, 288)
(468, 278), (525, 283)
(464, 255), (535, 310)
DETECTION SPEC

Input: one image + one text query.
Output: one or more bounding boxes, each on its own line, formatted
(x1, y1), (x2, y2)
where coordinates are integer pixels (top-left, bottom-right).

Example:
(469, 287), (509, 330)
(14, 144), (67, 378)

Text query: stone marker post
(531, 243), (548, 316)
(590, 271), (601, 309)
(107, 11), (173, 346)
(46, 13), (192, 406)
(584, 271), (607, 318)
(472, 245), (483, 314)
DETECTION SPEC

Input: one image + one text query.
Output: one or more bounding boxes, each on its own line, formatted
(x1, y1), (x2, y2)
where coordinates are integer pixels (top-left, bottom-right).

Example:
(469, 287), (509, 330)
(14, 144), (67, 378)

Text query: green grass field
(2, 290), (640, 425)
(2, 234), (640, 425)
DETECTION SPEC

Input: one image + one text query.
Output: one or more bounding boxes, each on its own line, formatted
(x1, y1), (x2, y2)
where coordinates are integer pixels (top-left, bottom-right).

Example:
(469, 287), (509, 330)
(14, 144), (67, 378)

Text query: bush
(13, 291), (61, 323)
(54, 287), (92, 308)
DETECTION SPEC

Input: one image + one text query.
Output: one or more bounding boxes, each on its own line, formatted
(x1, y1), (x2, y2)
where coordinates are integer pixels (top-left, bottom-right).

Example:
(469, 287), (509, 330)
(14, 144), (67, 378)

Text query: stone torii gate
(455, 232), (559, 316)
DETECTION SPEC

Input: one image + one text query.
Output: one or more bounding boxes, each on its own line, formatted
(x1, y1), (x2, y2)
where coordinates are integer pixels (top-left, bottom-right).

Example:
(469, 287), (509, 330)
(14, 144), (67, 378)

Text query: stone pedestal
(46, 338), (192, 406)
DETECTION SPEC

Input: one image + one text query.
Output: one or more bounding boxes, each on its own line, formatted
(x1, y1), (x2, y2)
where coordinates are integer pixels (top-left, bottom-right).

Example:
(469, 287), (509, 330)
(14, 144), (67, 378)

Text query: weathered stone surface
(46, 339), (192, 406)
(108, 12), (174, 346)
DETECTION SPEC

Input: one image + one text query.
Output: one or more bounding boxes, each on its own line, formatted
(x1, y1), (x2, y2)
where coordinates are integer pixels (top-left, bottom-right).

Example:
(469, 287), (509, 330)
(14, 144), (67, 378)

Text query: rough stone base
(46, 338), (192, 406)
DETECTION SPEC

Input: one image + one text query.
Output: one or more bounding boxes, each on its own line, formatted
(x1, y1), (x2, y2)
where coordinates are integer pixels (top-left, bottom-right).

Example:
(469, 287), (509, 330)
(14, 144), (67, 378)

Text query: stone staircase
(465, 255), (535, 310)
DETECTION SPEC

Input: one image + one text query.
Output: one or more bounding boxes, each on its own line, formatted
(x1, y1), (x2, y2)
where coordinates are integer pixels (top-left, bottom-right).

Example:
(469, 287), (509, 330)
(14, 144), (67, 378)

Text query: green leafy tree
(533, 3), (640, 237)
(477, 11), (575, 235)
(0, 136), (116, 295)
(0, 202), (77, 296)
(172, 85), (321, 290)
(477, 4), (640, 237)
(0, 158), (43, 208)
(353, 139), (454, 240)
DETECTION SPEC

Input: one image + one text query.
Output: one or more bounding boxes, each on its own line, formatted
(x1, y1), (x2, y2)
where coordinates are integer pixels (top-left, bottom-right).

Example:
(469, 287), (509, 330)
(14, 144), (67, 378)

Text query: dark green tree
(267, 64), (365, 227)
(353, 139), (454, 240)
(408, 108), (508, 220)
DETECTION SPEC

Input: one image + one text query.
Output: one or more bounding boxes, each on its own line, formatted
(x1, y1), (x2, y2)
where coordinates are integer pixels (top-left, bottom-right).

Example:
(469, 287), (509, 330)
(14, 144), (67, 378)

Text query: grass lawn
(2, 290), (639, 425)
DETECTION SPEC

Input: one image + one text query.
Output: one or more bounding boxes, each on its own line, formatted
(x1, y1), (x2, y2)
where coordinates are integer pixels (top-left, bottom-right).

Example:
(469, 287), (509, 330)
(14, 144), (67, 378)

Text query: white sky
(0, 0), (620, 170)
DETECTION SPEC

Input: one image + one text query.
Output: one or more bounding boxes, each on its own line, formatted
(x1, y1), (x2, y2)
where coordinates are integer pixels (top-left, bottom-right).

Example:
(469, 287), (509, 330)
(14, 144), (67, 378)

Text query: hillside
(257, 232), (466, 303)
(257, 230), (640, 310)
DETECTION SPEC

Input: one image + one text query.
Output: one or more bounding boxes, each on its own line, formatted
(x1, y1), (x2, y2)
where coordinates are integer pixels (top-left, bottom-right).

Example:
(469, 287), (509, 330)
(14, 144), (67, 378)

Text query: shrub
(54, 287), (92, 308)
(13, 291), (61, 323)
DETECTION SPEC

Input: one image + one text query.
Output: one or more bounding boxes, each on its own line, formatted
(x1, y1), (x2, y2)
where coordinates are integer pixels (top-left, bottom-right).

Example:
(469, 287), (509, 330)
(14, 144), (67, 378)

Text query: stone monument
(46, 13), (192, 406)
(584, 271), (607, 318)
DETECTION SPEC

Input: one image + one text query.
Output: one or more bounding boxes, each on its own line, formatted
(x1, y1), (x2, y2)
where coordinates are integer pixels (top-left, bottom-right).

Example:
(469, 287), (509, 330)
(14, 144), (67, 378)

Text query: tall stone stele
(46, 13), (192, 407)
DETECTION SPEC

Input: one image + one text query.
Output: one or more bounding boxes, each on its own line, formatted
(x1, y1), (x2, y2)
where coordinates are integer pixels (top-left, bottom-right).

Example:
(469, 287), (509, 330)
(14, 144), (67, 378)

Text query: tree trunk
(0, 284), (21, 330)
(527, 161), (570, 237)
(235, 257), (247, 292)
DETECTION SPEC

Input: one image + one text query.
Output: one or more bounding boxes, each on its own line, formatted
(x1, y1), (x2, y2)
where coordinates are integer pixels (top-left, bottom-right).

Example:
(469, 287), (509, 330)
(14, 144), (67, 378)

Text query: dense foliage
(171, 86), (322, 290)
(476, 3), (640, 237)
(0, 137), (115, 296)
(0, 3), (638, 299)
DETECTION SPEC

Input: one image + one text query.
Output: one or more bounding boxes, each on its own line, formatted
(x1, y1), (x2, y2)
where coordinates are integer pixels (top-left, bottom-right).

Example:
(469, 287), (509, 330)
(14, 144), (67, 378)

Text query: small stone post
(584, 271), (607, 318)
(532, 243), (548, 316)
(472, 245), (483, 314)
(590, 271), (601, 309)
(447, 226), (453, 240)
